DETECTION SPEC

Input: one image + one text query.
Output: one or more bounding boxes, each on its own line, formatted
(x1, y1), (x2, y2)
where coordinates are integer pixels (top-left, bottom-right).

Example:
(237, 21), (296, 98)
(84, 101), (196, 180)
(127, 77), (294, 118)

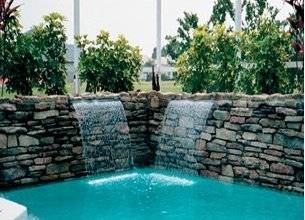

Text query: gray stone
(0, 104), (17, 111)
(274, 134), (303, 150)
(241, 124), (262, 132)
(0, 127), (27, 134)
(0, 134), (7, 149)
(207, 142), (227, 153)
(231, 108), (252, 117)
(1, 167), (26, 181)
(259, 153), (281, 162)
(34, 110), (59, 120)
(7, 135), (18, 148)
(224, 122), (241, 131)
(221, 165), (234, 177)
(285, 116), (303, 122)
(218, 175), (234, 183)
(19, 135), (39, 147)
(242, 132), (257, 140)
(257, 133), (273, 144)
(213, 110), (230, 121)
(276, 107), (297, 116)
(40, 137), (55, 145)
(200, 132), (212, 141)
(46, 163), (70, 175)
(230, 116), (245, 124)
(216, 128), (236, 142)
(270, 163), (294, 175)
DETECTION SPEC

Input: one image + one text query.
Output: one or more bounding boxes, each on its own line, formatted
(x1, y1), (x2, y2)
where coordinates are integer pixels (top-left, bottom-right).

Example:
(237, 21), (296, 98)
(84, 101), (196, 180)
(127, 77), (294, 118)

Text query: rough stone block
(229, 116), (245, 124)
(0, 134), (7, 149)
(1, 167), (26, 181)
(270, 163), (294, 175)
(257, 133), (273, 144)
(218, 175), (234, 183)
(213, 110), (230, 121)
(274, 134), (303, 150)
(216, 128), (236, 142)
(200, 132), (212, 141)
(221, 164), (234, 177)
(34, 110), (59, 120)
(242, 132), (257, 141)
(46, 163), (70, 175)
(241, 124), (262, 132)
(231, 108), (252, 117)
(285, 116), (303, 122)
(207, 142), (227, 153)
(224, 122), (241, 131)
(19, 135), (39, 147)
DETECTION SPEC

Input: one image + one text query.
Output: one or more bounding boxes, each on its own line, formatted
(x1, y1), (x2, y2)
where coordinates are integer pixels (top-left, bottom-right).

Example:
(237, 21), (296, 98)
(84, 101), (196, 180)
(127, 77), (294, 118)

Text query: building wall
(0, 92), (303, 194)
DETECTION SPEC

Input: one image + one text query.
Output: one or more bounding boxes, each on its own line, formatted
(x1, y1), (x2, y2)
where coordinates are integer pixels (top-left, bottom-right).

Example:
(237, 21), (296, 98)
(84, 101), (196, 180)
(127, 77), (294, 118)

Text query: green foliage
(208, 0), (235, 27)
(240, 17), (291, 94)
(176, 25), (238, 93)
(5, 32), (39, 95)
(32, 12), (67, 95)
(165, 12), (199, 64)
(1, 12), (68, 96)
(76, 31), (142, 93)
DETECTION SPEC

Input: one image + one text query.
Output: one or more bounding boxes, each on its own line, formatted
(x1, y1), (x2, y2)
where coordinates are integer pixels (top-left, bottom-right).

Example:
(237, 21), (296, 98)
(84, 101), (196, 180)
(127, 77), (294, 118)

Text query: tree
(208, 0), (235, 27)
(208, 0), (279, 31)
(0, 0), (21, 96)
(284, 0), (304, 92)
(32, 13), (68, 95)
(240, 17), (291, 94)
(165, 12), (199, 64)
(151, 46), (167, 60)
(76, 31), (142, 93)
(176, 24), (239, 93)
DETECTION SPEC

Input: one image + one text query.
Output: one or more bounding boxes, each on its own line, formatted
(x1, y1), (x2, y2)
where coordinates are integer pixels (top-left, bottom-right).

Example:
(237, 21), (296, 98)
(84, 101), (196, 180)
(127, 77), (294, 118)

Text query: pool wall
(0, 92), (303, 194)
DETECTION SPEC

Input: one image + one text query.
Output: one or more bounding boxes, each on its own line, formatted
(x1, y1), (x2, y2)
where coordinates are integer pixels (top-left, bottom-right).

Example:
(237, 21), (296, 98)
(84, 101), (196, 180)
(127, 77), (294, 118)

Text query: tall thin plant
(0, 0), (21, 96)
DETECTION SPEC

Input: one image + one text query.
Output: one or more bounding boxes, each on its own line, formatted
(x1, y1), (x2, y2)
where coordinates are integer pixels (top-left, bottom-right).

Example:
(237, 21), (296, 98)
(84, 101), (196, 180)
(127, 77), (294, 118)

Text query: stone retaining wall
(147, 92), (304, 194)
(0, 92), (303, 194)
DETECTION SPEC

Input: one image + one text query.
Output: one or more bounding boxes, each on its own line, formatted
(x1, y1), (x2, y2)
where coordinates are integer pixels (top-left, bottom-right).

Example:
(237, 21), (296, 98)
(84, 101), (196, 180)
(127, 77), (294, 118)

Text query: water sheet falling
(73, 100), (131, 175)
(155, 100), (214, 174)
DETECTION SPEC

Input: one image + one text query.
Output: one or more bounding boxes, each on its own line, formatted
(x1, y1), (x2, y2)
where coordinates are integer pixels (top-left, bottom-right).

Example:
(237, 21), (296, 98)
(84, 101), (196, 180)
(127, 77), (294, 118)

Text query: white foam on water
(88, 173), (138, 185)
(149, 173), (194, 186)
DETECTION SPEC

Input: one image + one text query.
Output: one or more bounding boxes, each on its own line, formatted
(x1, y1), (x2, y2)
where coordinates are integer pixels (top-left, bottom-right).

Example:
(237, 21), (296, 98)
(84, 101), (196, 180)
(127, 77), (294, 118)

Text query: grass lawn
(1, 80), (182, 98)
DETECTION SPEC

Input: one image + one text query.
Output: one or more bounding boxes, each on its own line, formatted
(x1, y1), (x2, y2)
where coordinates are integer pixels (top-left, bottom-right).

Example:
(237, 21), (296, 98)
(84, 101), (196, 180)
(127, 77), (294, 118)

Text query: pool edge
(0, 198), (27, 220)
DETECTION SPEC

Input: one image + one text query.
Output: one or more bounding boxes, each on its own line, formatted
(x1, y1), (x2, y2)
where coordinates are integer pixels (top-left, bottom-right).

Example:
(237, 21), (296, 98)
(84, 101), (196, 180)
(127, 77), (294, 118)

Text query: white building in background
(141, 55), (176, 81)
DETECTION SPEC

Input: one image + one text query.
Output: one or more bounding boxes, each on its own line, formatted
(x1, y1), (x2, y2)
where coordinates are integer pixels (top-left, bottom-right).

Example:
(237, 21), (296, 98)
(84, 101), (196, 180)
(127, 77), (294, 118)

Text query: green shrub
(240, 17), (291, 94)
(76, 31), (142, 93)
(176, 24), (239, 93)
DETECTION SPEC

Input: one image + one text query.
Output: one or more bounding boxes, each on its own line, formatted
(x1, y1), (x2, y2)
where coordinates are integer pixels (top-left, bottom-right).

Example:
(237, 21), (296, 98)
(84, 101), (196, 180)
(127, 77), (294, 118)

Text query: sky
(14, 0), (293, 56)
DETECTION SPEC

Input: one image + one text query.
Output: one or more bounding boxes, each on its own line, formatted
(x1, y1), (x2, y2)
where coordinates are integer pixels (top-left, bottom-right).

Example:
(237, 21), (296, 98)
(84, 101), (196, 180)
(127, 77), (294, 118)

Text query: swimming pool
(2, 168), (304, 220)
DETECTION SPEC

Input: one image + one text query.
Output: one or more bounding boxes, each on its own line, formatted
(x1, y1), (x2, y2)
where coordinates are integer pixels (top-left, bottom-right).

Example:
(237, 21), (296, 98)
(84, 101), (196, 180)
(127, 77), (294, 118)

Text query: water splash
(73, 100), (132, 175)
(155, 100), (214, 173)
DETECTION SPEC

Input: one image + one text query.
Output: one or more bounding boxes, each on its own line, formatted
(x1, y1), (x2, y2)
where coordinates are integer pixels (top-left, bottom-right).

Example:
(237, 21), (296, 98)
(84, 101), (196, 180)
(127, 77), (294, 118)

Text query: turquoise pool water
(2, 168), (304, 220)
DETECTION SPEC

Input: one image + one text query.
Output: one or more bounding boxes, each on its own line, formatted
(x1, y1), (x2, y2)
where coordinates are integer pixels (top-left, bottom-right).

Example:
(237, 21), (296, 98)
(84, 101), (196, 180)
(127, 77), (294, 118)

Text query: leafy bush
(176, 25), (239, 93)
(76, 31), (142, 93)
(32, 13), (67, 95)
(240, 17), (291, 94)
(1, 12), (68, 96)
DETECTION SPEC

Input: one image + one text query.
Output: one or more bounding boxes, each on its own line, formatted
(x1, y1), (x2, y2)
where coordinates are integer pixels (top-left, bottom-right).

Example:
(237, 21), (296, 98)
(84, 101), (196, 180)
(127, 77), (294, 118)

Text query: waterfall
(155, 100), (214, 174)
(73, 100), (132, 175)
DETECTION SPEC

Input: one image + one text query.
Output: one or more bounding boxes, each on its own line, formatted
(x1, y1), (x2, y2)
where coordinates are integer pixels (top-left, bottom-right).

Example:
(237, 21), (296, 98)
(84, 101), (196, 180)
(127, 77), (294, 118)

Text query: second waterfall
(155, 100), (214, 174)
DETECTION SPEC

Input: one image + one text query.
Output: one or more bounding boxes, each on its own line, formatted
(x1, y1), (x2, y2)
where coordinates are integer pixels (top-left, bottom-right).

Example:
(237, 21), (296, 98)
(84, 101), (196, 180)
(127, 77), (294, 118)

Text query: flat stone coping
(0, 198), (27, 220)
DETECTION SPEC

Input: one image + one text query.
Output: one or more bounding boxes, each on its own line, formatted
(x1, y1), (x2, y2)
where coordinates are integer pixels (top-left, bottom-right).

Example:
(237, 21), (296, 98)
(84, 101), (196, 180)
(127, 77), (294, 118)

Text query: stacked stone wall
(0, 92), (303, 194)
(147, 92), (304, 194)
